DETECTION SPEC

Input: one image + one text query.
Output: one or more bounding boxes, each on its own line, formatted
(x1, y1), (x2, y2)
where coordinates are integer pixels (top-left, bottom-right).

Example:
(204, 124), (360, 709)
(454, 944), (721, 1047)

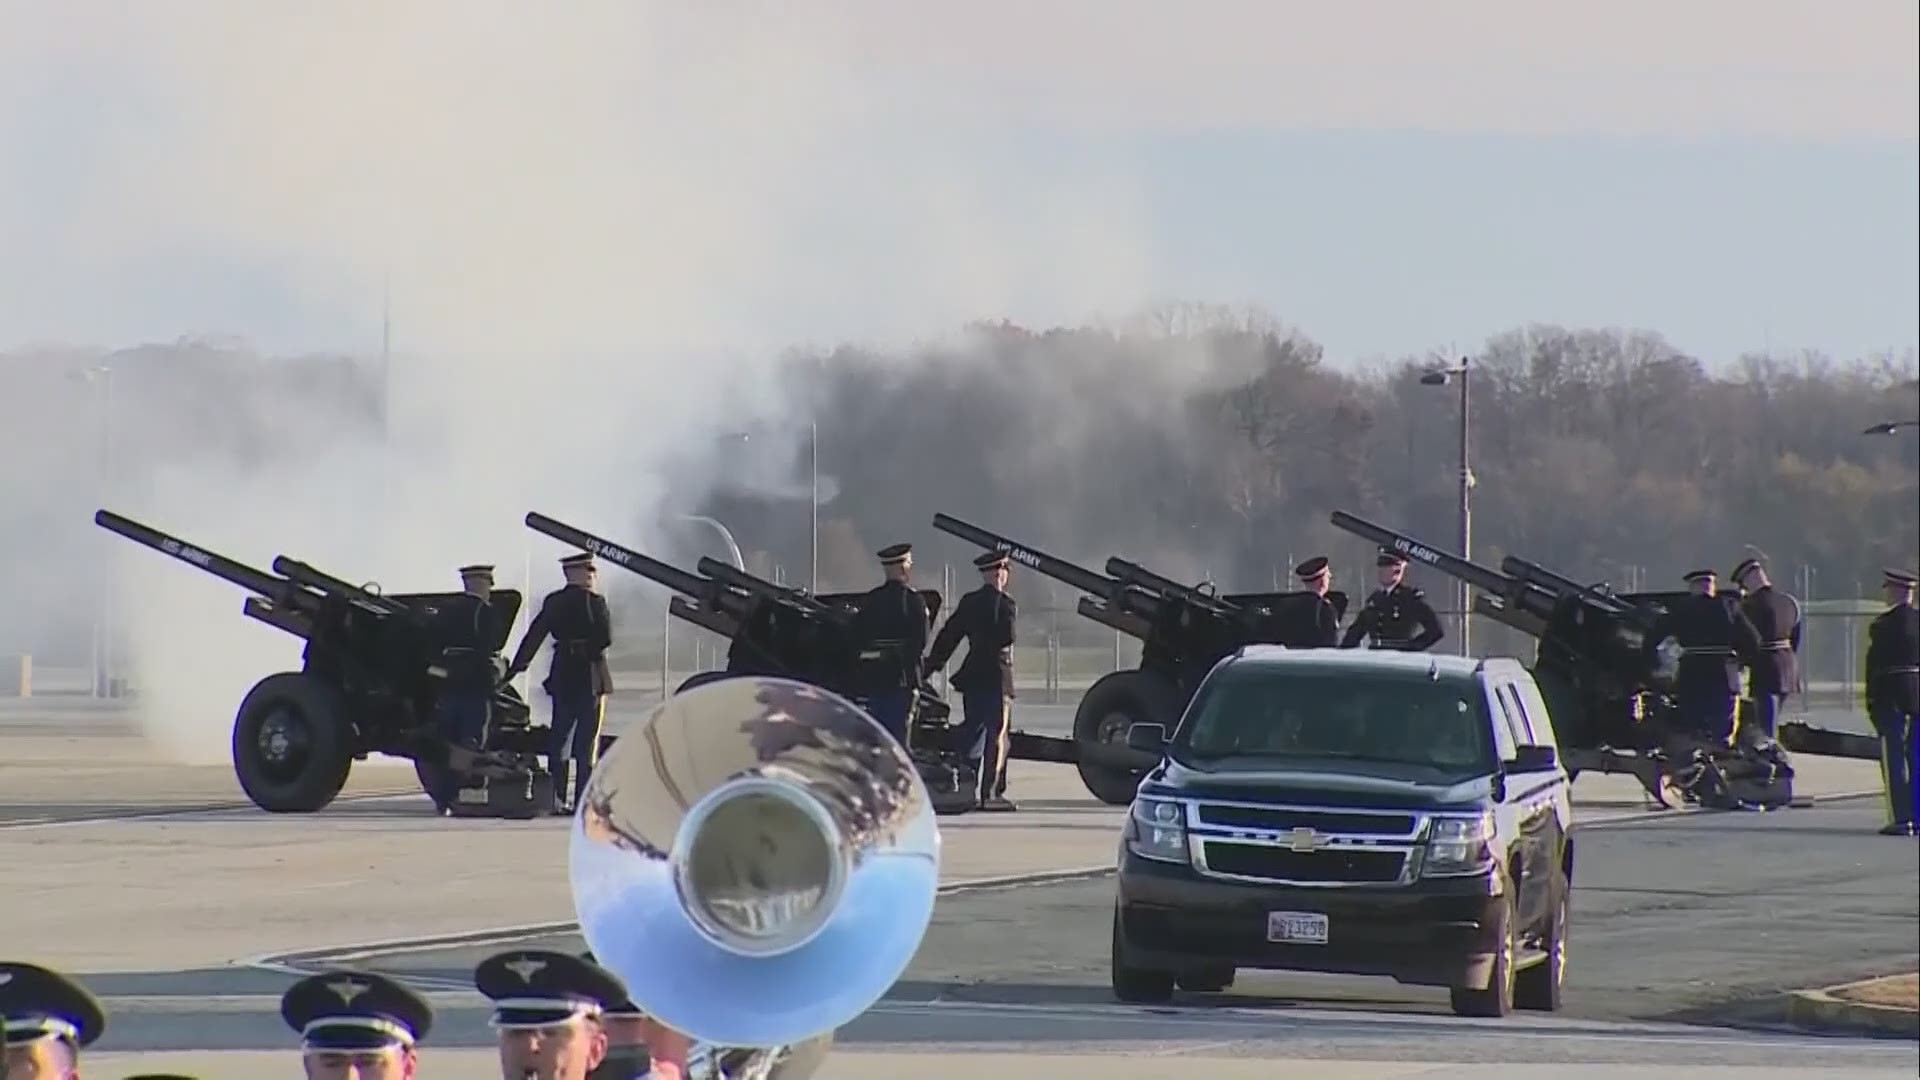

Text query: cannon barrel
(1499, 556), (1637, 618)
(271, 557), (410, 616)
(1328, 510), (1516, 598)
(931, 513), (1117, 599)
(695, 558), (848, 622)
(524, 512), (711, 598)
(1104, 558), (1237, 615)
(95, 509), (296, 599)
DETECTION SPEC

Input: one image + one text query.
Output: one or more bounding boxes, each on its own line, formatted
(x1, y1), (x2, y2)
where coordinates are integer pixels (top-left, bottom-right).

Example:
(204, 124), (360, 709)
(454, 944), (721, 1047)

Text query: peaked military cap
(1682, 569), (1717, 583)
(1293, 556), (1330, 580)
(1376, 548), (1408, 567)
(876, 543), (913, 565)
(560, 553), (596, 569)
(1885, 568), (1918, 589)
(0, 962), (105, 1050)
(577, 951), (644, 1019)
(475, 949), (626, 1030)
(973, 550), (1010, 571)
(1730, 558), (1763, 583)
(459, 564), (496, 576)
(280, 970), (432, 1052)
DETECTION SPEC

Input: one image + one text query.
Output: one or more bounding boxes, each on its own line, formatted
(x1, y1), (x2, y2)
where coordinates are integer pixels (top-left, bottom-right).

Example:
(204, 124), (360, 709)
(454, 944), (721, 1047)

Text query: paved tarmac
(2, 693), (1913, 1078)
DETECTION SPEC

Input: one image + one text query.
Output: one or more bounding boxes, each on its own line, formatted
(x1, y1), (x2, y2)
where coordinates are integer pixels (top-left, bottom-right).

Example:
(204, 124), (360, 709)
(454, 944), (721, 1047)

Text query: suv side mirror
(1509, 744), (1558, 773)
(1126, 723), (1168, 754)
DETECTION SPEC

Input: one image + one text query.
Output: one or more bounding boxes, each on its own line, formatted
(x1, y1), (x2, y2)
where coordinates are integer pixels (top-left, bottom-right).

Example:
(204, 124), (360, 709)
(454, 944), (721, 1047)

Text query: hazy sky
(2, 0), (1914, 366)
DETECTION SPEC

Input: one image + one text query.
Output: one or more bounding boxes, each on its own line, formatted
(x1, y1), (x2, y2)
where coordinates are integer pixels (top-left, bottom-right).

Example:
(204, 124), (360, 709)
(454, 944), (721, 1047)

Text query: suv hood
(1144, 756), (1496, 810)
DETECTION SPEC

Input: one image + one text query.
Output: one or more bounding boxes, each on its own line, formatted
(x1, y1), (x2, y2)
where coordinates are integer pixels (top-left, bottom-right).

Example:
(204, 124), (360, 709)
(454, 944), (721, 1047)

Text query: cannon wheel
(1074, 669), (1181, 806)
(231, 672), (355, 813)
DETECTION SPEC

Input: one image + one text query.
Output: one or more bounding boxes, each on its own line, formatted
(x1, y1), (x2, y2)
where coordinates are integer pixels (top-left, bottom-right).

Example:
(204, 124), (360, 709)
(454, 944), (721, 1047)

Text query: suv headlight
(1424, 810), (1495, 876)
(1125, 797), (1188, 863)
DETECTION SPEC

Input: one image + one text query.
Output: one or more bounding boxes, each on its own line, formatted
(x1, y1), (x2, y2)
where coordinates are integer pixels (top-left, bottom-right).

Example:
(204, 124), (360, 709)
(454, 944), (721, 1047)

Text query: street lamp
(1419, 357), (1474, 656)
(1862, 420), (1919, 436)
(716, 425), (819, 592)
(679, 515), (746, 571)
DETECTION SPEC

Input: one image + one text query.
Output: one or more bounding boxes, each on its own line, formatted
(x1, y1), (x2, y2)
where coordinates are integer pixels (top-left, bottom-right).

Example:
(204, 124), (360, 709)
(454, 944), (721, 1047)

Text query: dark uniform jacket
(1340, 584), (1444, 651)
(509, 584), (613, 698)
(437, 592), (506, 689)
(1300, 594), (1341, 648)
(1864, 602), (1920, 717)
(1739, 585), (1803, 696)
(851, 579), (930, 691)
(924, 584), (1017, 697)
(1645, 594), (1764, 697)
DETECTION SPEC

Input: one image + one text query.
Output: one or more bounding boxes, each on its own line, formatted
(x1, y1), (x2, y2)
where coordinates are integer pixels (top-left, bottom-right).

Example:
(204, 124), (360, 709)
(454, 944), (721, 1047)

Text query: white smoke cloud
(0, 3), (1157, 761)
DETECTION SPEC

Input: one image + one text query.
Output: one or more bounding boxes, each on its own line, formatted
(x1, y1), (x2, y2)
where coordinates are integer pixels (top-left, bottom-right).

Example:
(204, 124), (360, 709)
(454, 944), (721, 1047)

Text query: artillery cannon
(94, 509), (552, 817)
(1326, 510), (1854, 811)
(523, 513), (978, 812)
(930, 513), (1350, 805)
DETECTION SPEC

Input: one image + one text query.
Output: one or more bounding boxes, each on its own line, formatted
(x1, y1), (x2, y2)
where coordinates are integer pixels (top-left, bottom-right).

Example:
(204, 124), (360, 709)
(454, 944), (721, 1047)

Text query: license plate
(1267, 911), (1328, 945)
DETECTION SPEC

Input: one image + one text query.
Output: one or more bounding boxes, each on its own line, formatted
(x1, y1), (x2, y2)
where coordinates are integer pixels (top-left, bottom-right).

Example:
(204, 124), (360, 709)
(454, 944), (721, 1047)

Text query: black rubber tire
(415, 759), (456, 812)
(1074, 669), (1182, 806)
(1110, 907), (1176, 1004)
(232, 672), (355, 813)
(1516, 870), (1569, 1012)
(1176, 967), (1235, 993)
(1449, 890), (1517, 1018)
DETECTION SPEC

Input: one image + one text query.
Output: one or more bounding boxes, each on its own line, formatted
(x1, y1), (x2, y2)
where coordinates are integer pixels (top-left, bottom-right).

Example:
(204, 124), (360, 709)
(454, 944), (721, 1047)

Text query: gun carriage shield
(1327, 510), (1860, 811)
(93, 509), (551, 817)
(523, 513), (976, 813)
(930, 512), (1350, 805)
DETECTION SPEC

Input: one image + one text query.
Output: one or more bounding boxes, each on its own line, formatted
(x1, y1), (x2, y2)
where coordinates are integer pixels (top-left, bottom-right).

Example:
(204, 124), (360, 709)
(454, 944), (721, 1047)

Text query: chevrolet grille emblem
(1287, 827), (1321, 853)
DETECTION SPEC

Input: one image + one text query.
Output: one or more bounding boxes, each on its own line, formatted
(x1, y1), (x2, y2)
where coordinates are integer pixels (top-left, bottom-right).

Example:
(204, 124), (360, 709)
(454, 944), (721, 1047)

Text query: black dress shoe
(1877, 821), (1912, 836)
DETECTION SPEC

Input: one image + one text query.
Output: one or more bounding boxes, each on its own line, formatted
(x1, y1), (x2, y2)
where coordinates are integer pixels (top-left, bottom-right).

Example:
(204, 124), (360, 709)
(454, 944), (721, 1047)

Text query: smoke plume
(0, 4), (1156, 761)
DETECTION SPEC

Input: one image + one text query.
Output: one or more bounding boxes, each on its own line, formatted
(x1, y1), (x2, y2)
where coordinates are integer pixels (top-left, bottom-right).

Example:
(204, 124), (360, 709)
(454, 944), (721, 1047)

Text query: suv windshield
(1171, 663), (1496, 774)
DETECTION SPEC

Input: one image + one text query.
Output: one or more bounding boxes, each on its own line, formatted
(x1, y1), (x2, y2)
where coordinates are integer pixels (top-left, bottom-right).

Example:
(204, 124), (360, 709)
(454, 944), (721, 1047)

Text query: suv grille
(1193, 804), (1418, 838)
(1201, 841), (1409, 884)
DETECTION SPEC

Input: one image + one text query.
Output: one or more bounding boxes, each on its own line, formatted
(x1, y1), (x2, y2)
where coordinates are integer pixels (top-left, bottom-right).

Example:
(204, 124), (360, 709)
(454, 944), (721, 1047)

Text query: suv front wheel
(1110, 907), (1176, 1004)
(1450, 892), (1516, 1017)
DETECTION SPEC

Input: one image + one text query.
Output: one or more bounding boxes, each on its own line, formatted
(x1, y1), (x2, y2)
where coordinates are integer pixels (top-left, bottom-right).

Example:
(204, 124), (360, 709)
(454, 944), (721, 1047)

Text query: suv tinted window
(1174, 663), (1497, 774)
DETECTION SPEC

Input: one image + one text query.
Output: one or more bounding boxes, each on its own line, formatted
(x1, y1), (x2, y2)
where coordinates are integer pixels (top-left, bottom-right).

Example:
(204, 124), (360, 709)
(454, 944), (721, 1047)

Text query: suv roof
(1227, 645), (1494, 680)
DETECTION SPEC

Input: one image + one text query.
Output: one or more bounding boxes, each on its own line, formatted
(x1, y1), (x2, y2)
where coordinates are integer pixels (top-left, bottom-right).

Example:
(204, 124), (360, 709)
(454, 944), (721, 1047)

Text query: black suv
(1111, 647), (1574, 1017)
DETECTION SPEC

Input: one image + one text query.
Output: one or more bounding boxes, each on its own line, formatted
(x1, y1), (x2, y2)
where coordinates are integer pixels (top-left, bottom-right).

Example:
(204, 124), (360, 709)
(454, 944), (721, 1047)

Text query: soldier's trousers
(962, 690), (1012, 802)
(864, 689), (913, 745)
(1869, 706), (1917, 827)
(438, 689), (492, 750)
(1744, 693), (1781, 742)
(1679, 689), (1738, 743)
(549, 691), (607, 806)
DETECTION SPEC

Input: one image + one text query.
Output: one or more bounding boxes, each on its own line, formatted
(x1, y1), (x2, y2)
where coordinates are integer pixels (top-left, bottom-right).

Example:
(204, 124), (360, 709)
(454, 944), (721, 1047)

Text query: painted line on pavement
(241, 865), (1119, 976)
(0, 790), (426, 831)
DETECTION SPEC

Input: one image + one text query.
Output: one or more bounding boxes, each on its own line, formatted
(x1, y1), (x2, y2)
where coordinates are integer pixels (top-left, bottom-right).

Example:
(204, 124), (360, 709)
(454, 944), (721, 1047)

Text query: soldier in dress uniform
(440, 564), (507, 750)
(475, 949), (626, 1080)
(278, 969), (432, 1079)
(1865, 568), (1920, 836)
(1291, 556), (1342, 647)
(506, 553), (615, 814)
(1643, 570), (1766, 746)
(1340, 549), (1444, 652)
(851, 543), (930, 746)
(575, 950), (672, 1080)
(1730, 556), (1802, 748)
(0, 961), (104, 1080)
(923, 549), (1019, 811)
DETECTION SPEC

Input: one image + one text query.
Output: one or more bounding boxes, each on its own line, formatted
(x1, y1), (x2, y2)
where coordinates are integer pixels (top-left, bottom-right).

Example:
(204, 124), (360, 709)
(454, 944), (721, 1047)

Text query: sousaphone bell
(568, 674), (940, 1070)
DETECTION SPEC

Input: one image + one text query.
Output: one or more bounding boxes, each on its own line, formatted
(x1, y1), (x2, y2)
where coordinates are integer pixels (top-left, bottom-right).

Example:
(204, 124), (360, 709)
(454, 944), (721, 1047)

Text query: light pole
(808, 418), (819, 593)
(1420, 357), (1474, 656)
(679, 515), (746, 571)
